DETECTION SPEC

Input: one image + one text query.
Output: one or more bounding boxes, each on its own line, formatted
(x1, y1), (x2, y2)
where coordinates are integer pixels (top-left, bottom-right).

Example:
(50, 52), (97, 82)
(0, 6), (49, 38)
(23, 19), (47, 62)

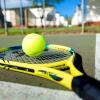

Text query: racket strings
(1, 49), (71, 64)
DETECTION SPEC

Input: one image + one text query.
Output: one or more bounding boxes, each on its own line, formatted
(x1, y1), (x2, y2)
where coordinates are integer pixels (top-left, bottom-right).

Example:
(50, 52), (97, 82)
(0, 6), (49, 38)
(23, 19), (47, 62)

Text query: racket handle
(72, 75), (100, 100)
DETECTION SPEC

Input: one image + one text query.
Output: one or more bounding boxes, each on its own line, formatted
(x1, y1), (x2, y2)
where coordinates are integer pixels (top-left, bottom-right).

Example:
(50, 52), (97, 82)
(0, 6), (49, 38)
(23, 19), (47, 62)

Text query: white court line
(95, 34), (100, 70)
(95, 34), (100, 80)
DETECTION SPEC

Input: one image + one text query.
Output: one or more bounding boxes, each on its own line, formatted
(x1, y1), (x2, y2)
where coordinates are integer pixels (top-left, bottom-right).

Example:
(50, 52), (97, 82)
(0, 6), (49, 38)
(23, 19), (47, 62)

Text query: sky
(54, 0), (81, 17)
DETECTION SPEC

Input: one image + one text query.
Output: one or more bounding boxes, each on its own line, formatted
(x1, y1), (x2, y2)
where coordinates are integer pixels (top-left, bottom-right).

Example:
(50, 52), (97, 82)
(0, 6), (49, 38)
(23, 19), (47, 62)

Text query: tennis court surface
(0, 34), (99, 100)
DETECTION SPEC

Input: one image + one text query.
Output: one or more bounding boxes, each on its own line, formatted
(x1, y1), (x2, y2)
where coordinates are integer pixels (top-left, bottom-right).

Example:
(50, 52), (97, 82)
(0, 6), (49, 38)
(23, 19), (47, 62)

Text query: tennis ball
(22, 33), (46, 57)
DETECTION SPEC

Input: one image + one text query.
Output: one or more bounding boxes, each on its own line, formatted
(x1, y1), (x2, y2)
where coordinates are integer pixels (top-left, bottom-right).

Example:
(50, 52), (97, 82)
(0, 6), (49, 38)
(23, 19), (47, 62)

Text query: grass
(0, 27), (42, 35)
(0, 26), (100, 35)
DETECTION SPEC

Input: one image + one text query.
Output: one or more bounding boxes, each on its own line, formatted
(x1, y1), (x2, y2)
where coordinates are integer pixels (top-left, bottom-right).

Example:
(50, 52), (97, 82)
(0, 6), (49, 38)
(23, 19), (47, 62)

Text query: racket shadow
(0, 68), (67, 91)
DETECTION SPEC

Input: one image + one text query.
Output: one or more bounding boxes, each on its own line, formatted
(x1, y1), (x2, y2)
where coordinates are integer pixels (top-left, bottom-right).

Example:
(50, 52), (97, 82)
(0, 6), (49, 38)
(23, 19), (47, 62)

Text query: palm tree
(45, 0), (63, 6)
(24, 0), (63, 28)
(33, 0), (63, 28)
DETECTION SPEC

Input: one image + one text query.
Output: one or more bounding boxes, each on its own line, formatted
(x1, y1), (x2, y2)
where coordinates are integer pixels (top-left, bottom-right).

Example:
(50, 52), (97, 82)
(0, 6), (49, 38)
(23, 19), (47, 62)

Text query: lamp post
(4, 0), (8, 35)
(20, 0), (24, 34)
(81, 0), (85, 34)
(43, 0), (45, 28)
(37, 0), (45, 28)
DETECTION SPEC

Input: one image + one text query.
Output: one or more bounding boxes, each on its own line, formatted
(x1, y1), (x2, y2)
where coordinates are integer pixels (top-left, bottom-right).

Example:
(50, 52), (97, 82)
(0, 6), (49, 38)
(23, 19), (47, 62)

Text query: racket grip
(72, 75), (100, 100)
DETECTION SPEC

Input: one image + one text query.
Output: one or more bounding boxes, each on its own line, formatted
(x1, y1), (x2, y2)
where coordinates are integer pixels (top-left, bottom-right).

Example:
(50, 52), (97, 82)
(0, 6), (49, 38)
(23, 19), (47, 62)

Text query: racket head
(0, 44), (75, 69)
(0, 44), (83, 76)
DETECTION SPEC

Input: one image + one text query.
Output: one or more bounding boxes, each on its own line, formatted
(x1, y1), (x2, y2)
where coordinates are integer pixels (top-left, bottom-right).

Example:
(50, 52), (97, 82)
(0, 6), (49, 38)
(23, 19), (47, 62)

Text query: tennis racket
(0, 44), (100, 100)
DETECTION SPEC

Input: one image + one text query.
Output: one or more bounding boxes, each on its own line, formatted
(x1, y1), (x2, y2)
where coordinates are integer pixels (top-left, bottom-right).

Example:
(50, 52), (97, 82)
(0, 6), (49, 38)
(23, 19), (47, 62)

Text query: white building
(3, 7), (68, 27)
(86, 0), (100, 22)
(71, 0), (100, 26)
(71, 5), (82, 26)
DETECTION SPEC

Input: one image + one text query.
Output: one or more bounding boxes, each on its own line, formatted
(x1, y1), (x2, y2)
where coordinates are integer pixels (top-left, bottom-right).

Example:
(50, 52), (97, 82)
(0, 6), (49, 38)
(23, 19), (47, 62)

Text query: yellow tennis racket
(0, 44), (100, 100)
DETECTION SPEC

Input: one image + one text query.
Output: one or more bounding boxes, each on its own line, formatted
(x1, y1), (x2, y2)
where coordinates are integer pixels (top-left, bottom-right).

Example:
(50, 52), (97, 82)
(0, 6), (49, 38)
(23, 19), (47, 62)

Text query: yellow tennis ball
(22, 33), (46, 57)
